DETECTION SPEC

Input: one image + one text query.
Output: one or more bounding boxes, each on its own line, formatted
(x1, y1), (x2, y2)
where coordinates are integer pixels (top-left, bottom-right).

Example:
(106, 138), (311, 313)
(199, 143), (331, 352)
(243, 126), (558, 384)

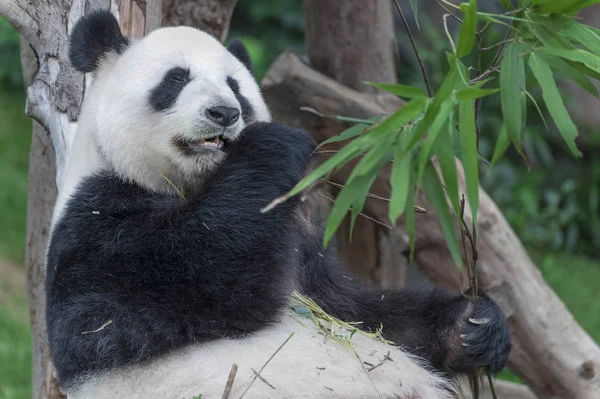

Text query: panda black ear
(69, 10), (129, 73)
(227, 39), (252, 73)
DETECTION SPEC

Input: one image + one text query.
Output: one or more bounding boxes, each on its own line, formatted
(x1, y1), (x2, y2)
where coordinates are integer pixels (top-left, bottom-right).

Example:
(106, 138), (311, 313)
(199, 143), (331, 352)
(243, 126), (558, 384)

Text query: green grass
(0, 87), (31, 264)
(0, 295), (31, 399)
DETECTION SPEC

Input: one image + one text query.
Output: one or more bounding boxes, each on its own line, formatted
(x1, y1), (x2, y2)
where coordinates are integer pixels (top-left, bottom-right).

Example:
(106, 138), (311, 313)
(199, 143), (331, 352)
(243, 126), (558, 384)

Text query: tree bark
(162, 0), (238, 43)
(303, 0), (397, 94)
(303, 0), (411, 288)
(262, 50), (600, 399)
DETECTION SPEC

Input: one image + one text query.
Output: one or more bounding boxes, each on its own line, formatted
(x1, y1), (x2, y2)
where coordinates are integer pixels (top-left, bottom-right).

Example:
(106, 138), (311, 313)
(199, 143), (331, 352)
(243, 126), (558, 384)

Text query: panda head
(68, 10), (270, 193)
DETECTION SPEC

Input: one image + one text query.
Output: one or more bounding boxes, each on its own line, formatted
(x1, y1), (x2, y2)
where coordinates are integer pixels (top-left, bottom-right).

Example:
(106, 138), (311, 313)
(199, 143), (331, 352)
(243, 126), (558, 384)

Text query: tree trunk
(162, 0), (238, 42)
(303, 0), (411, 289)
(2, 1), (160, 397)
(262, 49), (600, 399)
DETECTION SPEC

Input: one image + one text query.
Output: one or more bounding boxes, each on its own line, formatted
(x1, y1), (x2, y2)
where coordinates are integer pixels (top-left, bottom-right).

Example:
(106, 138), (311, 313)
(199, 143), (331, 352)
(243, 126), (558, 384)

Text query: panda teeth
(197, 136), (225, 149)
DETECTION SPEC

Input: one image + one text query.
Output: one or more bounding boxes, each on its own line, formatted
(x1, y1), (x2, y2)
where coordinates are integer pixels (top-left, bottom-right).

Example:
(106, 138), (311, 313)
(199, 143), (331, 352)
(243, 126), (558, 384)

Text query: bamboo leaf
(389, 130), (413, 225)
(281, 129), (388, 202)
(417, 100), (454, 184)
(528, 54), (582, 157)
(459, 99), (479, 224)
(489, 124), (510, 170)
(317, 122), (369, 148)
(455, 87), (500, 102)
(406, 173), (416, 264)
(500, 42), (526, 151)
(410, 0), (420, 29)
(422, 163), (463, 270)
(435, 114), (461, 216)
(365, 82), (429, 99)
(562, 20), (600, 57)
(349, 173), (379, 241)
(536, 47), (600, 75)
(324, 174), (375, 248)
(523, 88), (550, 131)
(540, 54), (599, 97)
(325, 143), (391, 247)
(535, 0), (600, 14)
(456, 0), (477, 58)
(407, 63), (458, 150)
(370, 97), (430, 137)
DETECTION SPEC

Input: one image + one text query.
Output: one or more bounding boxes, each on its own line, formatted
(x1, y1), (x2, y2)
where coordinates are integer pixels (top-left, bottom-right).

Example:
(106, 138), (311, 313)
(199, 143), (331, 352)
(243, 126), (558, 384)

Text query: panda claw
(468, 317), (490, 325)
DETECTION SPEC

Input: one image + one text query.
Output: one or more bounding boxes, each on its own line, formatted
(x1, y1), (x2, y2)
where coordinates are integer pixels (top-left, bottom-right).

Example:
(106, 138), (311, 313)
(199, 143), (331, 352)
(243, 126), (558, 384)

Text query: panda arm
(298, 227), (511, 376)
(45, 122), (315, 385)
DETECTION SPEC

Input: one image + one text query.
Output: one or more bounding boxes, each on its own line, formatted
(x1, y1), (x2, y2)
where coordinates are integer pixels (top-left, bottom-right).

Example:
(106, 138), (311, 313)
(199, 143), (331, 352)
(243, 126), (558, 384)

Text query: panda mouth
(183, 135), (227, 151)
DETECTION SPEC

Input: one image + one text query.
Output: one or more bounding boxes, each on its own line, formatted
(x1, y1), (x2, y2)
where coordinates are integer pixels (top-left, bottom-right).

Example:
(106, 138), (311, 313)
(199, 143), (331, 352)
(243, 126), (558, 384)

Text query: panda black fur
(46, 10), (511, 399)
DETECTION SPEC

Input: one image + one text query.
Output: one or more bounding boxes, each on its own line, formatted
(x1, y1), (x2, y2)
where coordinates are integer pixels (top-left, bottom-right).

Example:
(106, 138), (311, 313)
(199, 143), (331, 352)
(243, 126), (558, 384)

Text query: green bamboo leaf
(456, 0), (477, 57)
(500, 42), (526, 151)
(471, 77), (496, 88)
(523, 88), (550, 131)
(474, 11), (533, 24)
(528, 20), (600, 79)
(283, 128), (389, 200)
(371, 97), (430, 137)
(472, 13), (520, 31)
(389, 130), (412, 225)
(410, 0), (420, 29)
(562, 20), (600, 57)
(459, 99), (479, 224)
(435, 115), (461, 216)
(535, 0), (600, 14)
(489, 124), (510, 170)
(528, 54), (582, 157)
(347, 141), (395, 179)
(349, 172), (379, 241)
(422, 163), (463, 270)
(317, 122), (369, 149)
(406, 173), (416, 264)
(325, 143), (391, 247)
(365, 82), (429, 99)
(407, 63), (459, 150)
(324, 173), (376, 248)
(455, 87), (500, 102)
(536, 47), (600, 75)
(540, 54), (599, 97)
(417, 100), (454, 184)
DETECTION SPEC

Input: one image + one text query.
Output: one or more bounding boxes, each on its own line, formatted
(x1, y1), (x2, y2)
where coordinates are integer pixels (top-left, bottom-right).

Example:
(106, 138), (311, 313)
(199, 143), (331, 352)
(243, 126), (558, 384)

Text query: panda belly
(69, 313), (452, 399)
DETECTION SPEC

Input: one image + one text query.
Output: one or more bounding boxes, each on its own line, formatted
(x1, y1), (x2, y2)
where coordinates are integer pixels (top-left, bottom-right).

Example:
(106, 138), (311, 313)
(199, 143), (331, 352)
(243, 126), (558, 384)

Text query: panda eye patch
(149, 67), (191, 112)
(169, 68), (190, 83)
(227, 76), (255, 123)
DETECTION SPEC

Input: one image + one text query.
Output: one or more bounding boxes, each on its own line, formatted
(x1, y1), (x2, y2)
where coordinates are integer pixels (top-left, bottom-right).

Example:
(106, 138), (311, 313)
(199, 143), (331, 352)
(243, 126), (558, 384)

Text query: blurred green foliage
(0, 17), (23, 89)
(229, 0), (305, 81)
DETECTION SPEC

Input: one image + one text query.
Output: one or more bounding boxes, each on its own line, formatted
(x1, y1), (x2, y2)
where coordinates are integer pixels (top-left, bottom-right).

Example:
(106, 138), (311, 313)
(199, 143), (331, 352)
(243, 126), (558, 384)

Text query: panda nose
(205, 106), (240, 127)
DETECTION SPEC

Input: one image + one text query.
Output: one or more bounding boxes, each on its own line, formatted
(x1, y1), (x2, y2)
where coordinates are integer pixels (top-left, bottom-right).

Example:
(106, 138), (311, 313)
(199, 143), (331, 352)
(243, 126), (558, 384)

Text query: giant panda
(46, 10), (511, 399)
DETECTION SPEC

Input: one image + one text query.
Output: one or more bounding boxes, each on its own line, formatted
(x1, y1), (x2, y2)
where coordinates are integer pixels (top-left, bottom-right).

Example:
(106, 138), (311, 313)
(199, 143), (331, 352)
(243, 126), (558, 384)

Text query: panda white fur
(46, 10), (511, 399)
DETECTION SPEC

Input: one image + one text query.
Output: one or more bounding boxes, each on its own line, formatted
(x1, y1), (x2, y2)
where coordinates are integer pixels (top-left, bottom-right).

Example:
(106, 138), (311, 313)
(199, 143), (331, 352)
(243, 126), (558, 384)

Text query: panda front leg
(298, 233), (511, 377)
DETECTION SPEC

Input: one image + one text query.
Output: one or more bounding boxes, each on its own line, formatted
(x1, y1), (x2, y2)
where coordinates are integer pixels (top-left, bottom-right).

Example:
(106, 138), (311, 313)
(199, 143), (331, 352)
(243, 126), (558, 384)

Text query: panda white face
(70, 13), (270, 195)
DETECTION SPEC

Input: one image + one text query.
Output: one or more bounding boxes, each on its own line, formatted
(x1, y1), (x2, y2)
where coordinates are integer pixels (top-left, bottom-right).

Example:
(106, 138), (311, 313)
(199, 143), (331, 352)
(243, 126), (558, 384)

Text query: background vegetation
(1, 1), (600, 397)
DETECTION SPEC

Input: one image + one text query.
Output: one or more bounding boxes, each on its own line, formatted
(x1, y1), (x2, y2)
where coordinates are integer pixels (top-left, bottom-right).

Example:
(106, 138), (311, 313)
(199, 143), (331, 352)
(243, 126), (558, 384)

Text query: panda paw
(231, 122), (315, 179)
(446, 293), (511, 374)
